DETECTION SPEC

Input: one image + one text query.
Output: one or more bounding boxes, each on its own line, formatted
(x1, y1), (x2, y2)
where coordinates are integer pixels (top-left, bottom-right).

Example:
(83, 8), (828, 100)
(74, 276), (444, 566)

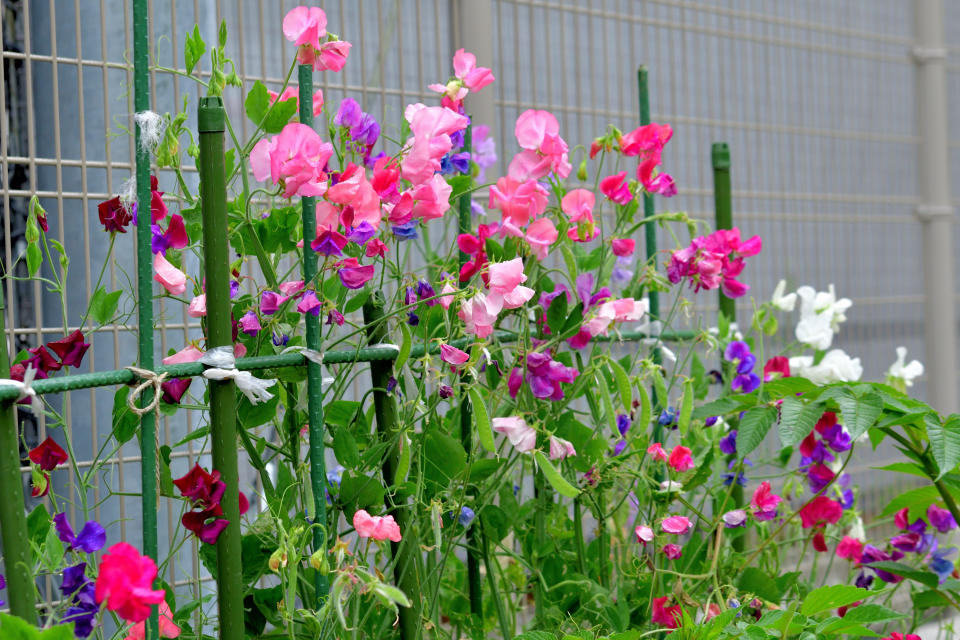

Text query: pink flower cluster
(619, 122), (676, 196)
(458, 258), (534, 337)
(282, 7), (351, 71)
(428, 48), (495, 111)
(666, 227), (762, 298)
(353, 508), (402, 542)
(646, 443), (694, 471)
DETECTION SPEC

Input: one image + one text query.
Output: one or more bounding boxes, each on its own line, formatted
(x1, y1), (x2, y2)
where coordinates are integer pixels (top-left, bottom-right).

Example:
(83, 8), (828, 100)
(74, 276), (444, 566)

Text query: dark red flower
(160, 378), (192, 404)
(26, 345), (61, 373)
(98, 196), (133, 234)
(763, 355), (790, 381)
(815, 411), (838, 435)
(47, 330), (90, 369)
(173, 464), (225, 510)
(29, 436), (68, 471)
(182, 506), (230, 545)
(799, 496), (843, 529)
(812, 531), (828, 552)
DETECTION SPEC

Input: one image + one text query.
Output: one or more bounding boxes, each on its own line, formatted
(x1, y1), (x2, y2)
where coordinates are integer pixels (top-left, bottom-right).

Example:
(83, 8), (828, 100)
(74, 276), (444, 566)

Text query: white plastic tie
(200, 346), (277, 405)
(0, 366), (41, 414)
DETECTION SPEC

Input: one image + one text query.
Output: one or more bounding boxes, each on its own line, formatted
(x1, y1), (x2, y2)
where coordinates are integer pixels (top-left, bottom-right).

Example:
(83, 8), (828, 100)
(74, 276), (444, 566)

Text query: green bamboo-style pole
(638, 67), (664, 445)
(198, 96), (244, 640)
(132, 1), (158, 637)
(712, 142), (744, 551)
(297, 63), (330, 603)
(0, 295), (37, 622)
(457, 126), (483, 636)
(362, 293), (420, 640)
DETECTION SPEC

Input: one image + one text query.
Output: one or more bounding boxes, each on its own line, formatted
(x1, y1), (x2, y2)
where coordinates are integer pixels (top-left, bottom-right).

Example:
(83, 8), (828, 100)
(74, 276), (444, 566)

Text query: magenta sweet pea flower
(336, 257), (375, 289)
(661, 515), (691, 535)
(440, 344), (470, 367)
(297, 290), (322, 316)
(239, 311), (262, 336)
(260, 290), (289, 315)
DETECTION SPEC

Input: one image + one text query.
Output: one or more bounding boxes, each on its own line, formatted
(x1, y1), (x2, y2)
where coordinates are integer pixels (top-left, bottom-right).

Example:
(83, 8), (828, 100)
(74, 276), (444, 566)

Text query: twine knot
(125, 366), (169, 415)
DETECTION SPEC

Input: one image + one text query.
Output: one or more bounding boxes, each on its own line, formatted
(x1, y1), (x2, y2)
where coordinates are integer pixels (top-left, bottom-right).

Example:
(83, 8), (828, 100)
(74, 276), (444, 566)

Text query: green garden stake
(363, 293), (421, 640)
(0, 293), (37, 623)
(297, 63), (330, 604)
(457, 125), (483, 637)
(198, 96), (244, 640)
(132, 0), (158, 636)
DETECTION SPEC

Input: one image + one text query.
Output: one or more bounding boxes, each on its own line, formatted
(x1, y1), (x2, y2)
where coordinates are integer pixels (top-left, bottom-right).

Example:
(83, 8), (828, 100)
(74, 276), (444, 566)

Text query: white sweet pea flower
(886, 346), (924, 389)
(789, 349), (862, 385)
(770, 279), (797, 312)
(794, 284), (852, 351)
(848, 516), (866, 541)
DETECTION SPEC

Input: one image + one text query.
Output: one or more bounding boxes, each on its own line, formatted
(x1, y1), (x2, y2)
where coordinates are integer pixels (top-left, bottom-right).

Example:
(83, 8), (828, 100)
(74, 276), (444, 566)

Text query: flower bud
(268, 548), (288, 572)
(309, 549), (329, 574)
(577, 158), (588, 182)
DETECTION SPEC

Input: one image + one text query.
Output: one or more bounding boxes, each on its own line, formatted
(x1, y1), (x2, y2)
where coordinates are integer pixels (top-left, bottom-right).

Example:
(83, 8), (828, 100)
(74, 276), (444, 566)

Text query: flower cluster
(666, 227), (761, 297)
(56, 513), (106, 637)
(173, 464), (249, 544)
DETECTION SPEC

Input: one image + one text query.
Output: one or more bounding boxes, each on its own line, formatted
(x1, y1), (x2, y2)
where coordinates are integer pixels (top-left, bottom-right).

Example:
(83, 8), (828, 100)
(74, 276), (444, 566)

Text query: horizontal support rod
(0, 329), (698, 402)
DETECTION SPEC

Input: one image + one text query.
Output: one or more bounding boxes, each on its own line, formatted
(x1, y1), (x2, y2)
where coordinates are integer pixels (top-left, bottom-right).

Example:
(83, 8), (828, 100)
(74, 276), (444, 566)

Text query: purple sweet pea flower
(723, 509), (748, 528)
(260, 290), (287, 315)
(731, 372), (761, 393)
(417, 280), (437, 306)
(458, 506), (476, 527)
(723, 458), (751, 486)
(658, 407), (678, 426)
(346, 221), (376, 246)
(407, 312), (419, 326)
(350, 113), (380, 147)
(334, 97), (363, 128)
(392, 220), (419, 240)
(616, 414), (631, 436)
(613, 439), (627, 456)
(0, 573), (5, 607)
(861, 544), (906, 583)
(929, 547), (957, 584)
(53, 513), (105, 553)
(239, 310), (261, 337)
(821, 423), (852, 452)
(855, 571), (874, 589)
(524, 352), (580, 401)
(327, 309), (345, 326)
(61, 563), (88, 597)
(704, 416), (719, 427)
(928, 504), (958, 533)
(439, 384), (454, 399)
(719, 430), (738, 455)
(230, 280), (240, 298)
(539, 286), (571, 311)
(272, 332), (290, 347)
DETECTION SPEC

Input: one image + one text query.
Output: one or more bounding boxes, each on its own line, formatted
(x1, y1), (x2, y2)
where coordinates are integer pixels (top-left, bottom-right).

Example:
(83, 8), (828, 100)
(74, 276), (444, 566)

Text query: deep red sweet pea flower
(29, 437), (68, 471)
(47, 330), (91, 369)
(173, 464), (225, 510)
(26, 345), (61, 373)
(763, 356), (790, 381)
(799, 496), (843, 529)
(160, 378), (192, 404)
(98, 196), (133, 233)
(812, 531), (828, 552)
(815, 411), (839, 435)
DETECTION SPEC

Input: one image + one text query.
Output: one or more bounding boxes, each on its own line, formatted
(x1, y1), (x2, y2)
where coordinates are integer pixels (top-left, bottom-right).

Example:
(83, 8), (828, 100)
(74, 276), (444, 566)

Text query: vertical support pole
(638, 67), (663, 441)
(297, 63), (330, 603)
(914, 0), (958, 414)
(454, 1), (495, 136)
(0, 295), (36, 622)
(198, 96), (244, 640)
(132, 1), (158, 637)
(362, 295), (421, 640)
(457, 126), (483, 637)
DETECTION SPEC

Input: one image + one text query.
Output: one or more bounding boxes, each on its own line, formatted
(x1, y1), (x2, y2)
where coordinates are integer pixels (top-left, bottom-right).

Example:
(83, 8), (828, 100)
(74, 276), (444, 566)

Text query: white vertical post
(453, 0), (496, 134)
(914, 0), (958, 413)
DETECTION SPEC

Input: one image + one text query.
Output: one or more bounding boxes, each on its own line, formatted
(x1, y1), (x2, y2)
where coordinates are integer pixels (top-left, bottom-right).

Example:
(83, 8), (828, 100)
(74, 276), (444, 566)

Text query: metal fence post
(198, 96), (244, 640)
(913, 0), (958, 414)
(454, 1), (495, 136)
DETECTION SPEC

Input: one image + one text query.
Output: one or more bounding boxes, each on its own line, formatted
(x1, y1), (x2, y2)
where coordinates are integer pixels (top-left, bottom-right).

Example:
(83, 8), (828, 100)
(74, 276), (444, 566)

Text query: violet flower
(53, 513), (105, 553)
(719, 430), (738, 455)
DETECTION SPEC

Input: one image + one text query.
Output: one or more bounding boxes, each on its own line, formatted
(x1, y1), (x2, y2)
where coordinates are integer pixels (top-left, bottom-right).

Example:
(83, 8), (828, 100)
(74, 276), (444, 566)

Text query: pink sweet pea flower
(599, 171), (633, 205)
(438, 282), (457, 310)
(162, 345), (204, 365)
(525, 217), (558, 261)
(661, 515), (691, 535)
(440, 344), (470, 366)
(662, 543), (683, 559)
(124, 601), (180, 640)
(153, 253), (187, 295)
(311, 40), (352, 72)
(635, 524), (654, 545)
(492, 416), (537, 453)
(488, 257), (527, 293)
(94, 542), (166, 623)
(611, 238), (635, 257)
(250, 123), (334, 199)
(268, 87), (325, 118)
(401, 104), (469, 185)
(652, 596), (682, 629)
(282, 7), (327, 51)
(458, 293), (499, 338)
(799, 496), (844, 529)
(260, 291), (290, 315)
(296, 290), (322, 316)
(508, 109), (571, 180)
(352, 509), (402, 542)
(326, 163), (381, 229)
(410, 173), (452, 220)
(647, 442), (668, 461)
(667, 445), (694, 472)
(187, 294), (206, 318)
(453, 48), (495, 92)
(620, 122), (672, 157)
(723, 509), (748, 528)
(366, 239), (388, 258)
(488, 177), (549, 227)
(561, 189), (595, 222)
(279, 280), (305, 296)
(548, 436), (576, 460)
(336, 257), (375, 289)
(836, 536), (864, 563)
(750, 481), (782, 521)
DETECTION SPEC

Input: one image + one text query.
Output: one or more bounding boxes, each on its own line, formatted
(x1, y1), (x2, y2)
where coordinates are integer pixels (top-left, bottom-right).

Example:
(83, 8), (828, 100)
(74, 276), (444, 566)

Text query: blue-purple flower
(719, 430), (737, 455)
(53, 513), (105, 553)
(724, 340), (760, 393)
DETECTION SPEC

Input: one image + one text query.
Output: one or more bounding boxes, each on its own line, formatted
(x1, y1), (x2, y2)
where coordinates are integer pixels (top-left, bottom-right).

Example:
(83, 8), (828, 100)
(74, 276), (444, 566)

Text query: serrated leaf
(835, 390), (882, 440)
(879, 485), (940, 519)
(777, 397), (822, 447)
(762, 376), (817, 399)
(184, 25), (206, 74)
(467, 387), (495, 453)
(534, 451), (579, 498)
(737, 406), (778, 457)
(799, 584), (870, 616)
(928, 414), (960, 479)
(823, 603), (903, 628)
(692, 396), (747, 420)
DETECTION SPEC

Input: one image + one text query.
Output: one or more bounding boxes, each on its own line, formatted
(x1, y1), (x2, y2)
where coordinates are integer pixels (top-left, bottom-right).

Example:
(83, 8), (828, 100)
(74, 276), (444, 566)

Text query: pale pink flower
(153, 253), (186, 295)
(282, 7), (327, 51)
(611, 238), (636, 257)
(250, 123), (334, 198)
(410, 173), (452, 220)
(548, 436), (576, 460)
(438, 282), (457, 310)
(453, 48), (495, 92)
(647, 442), (668, 461)
(279, 280), (305, 296)
(187, 294), (206, 318)
(124, 601), (180, 640)
(635, 524), (654, 544)
(162, 345), (204, 365)
(525, 217), (558, 261)
(509, 109), (571, 180)
(488, 177), (549, 227)
(487, 257), (527, 293)
(492, 416), (536, 453)
(561, 189), (595, 223)
(440, 344), (470, 366)
(325, 163), (381, 229)
(661, 515), (691, 535)
(722, 509), (748, 528)
(352, 509), (402, 542)
(458, 293), (499, 338)
(401, 104), (469, 184)
(310, 40), (351, 72)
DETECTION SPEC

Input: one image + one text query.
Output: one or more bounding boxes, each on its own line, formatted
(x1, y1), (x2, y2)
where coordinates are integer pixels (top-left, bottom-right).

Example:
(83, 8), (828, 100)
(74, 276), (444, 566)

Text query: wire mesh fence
(0, 0), (955, 614)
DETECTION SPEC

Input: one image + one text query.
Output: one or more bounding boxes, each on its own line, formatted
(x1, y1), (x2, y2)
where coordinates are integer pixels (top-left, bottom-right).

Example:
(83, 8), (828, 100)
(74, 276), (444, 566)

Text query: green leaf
(871, 461), (927, 478)
(27, 503), (51, 551)
(173, 425), (210, 448)
(835, 390), (882, 440)
(928, 414), (960, 478)
(651, 368), (668, 412)
(244, 81), (270, 127)
(799, 585), (870, 616)
(636, 384), (651, 432)
(333, 427), (360, 468)
(534, 451), (579, 498)
(339, 472), (386, 513)
(692, 396), (747, 420)
(467, 387), (495, 452)
(559, 303), (585, 338)
(237, 392), (280, 428)
(677, 378), (694, 435)
(395, 323), (412, 370)
(546, 294), (568, 335)
(112, 386), (139, 444)
(159, 445), (175, 497)
(762, 376), (817, 400)
(880, 485), (940, 520)
(89, 287), (122, 325)
(372, 583), (412, 608)
(344, 289), (371, 314)
(737, 566), (782, 602)
(26, 242), (41, 277)
(912, 589), (953, 610)
(866, 561), (937, 588)
(737, 406), (778, 457)
(0, 613), (41, 640)
(262, 98), (298, 134)
(42, 526), (64, 569)
(184, 25), (206, 74)
(777, 398), (822, 447)
(823, 603), (904, 628)
(423, 431), (467, 489)
(513, 631), (557, 640)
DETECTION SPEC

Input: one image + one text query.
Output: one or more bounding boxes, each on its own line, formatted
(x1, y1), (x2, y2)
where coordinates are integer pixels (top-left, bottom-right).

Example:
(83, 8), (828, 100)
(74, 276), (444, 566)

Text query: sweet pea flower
(268, 86), (325, 118)
(789, 349), (862, 385)
(260, 290), (290, 315)
(599, 171), (633, 205)
(239, 311), (261, 337)
(634, 524), (654, 544)
(440, 344), (470, 366)
(401, 103), (469, 185)
(662, 543), (683, 559)
(410, 173), (453, 220)
(508, 109), (571, 180)
(799, 496), (843, 529)
(836, 536), (864, 563)
(667, 228), (761, 298)
(927, 504), (957, 533)
(453, 48), (494, 92)
(94, 543), (166, 623)
(794, 284), (851, 350)
(652, 596), (682, 629)
(882, 634), (921, 640)
(352, 509), (402, 542)
(525, 217), (559, 261)
(296, 290), (322, 316)
(458, 292), (499, 338)
(619, 122), (675, 196)
(366, 238), (388, 258)
(548, 436), (576, 460)
(326, 163), (381, 228)
(661, 515), (691, 535)
(187, 294), (206, 318)
(718, 430), (738, 455)
(336, 257), (375, 289)
(763, 356), (791, 381)
(46, 330), (90, 369)
(723, 509), (748, 528)
(124, 601), (180, 640)
(750, 481), (782, 521)
(150, 214), (189, 256)
(492, 416), (536, 453)
(29, 437), (68, 471)
(886, 346), (924, 389)
(611, 238), (635, 257)
(153, 253), (186, 295)
(98, 196), (134, 233)
(770, 279), (797, 311)
(160, 378), (192, 404)
(561, 189), (595, 222)
(282, 6), (326, 51)
(647, 442), (668, 461)
(250, 123), (334, 198)
(162, 345), (204, 364)
(472, 125), (497, 181)
(488, 176), (549, 227)
(667, 445), (694, 472)
(53, 513), (106, 553)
